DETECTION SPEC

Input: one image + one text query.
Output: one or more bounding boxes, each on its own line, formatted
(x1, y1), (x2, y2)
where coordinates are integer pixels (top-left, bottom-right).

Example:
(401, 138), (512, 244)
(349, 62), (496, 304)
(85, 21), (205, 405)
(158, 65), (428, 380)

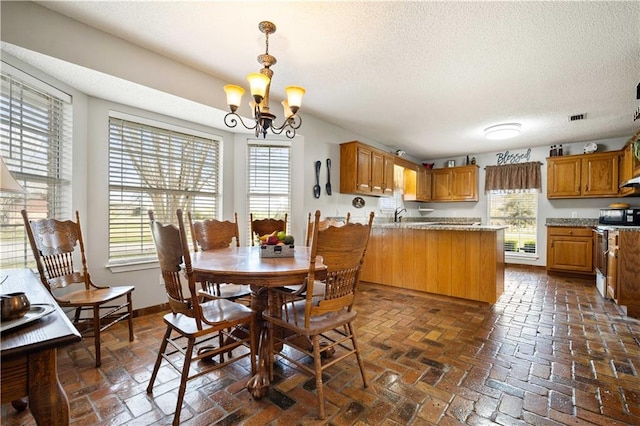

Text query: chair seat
(164, 298), (253, 336)
(58, 285), (135, 306)
(263, 299), (357, 335)
(283, 280), (325, 296)
(199, 284), (251, 300)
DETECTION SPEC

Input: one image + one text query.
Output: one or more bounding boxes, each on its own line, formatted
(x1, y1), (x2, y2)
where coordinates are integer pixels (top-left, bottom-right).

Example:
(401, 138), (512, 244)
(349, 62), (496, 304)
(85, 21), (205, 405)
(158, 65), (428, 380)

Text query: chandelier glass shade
(223, 21), (305, 139)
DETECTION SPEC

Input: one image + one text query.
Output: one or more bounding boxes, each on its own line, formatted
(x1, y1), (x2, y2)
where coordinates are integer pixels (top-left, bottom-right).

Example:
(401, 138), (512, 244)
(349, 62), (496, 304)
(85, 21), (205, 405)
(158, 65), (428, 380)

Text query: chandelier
(223, 21), (305, 139)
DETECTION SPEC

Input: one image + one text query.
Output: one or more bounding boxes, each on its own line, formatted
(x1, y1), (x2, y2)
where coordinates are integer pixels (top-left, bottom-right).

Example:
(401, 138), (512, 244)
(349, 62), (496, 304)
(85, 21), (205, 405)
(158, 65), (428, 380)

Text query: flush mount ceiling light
(484, 123), (521, 140)
(223, 21), (305, 139)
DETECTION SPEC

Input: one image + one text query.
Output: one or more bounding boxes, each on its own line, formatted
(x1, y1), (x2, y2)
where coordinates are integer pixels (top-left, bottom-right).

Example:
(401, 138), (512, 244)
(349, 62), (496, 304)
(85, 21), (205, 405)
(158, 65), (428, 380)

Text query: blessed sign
(496, 148), (531, 165)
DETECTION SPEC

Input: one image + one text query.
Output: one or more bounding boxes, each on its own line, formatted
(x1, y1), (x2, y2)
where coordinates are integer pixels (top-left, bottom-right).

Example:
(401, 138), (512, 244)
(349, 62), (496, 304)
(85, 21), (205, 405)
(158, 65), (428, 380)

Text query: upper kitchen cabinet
(398, 160), (432, 202)
(547, 152), (620, 199)
(430, 165), (479, 202)
(620, 139), (640, 197)
(340, 141), (394, 197)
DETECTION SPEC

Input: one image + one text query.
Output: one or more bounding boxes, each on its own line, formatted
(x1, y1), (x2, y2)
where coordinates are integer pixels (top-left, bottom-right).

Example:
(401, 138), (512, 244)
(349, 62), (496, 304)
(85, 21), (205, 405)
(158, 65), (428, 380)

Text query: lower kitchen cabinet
(608, 229), (640, 318)
(546, 226), (595, 275)
(360, 226), (504, 304)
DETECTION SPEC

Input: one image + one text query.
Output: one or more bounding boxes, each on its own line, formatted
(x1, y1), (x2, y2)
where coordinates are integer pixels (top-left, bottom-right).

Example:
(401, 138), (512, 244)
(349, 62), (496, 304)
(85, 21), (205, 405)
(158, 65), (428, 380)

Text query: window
(108, 114), (221, 263)
(247, 141), (291, 244)
(0, 71), (72, 269)
(488, 189), (538, 255)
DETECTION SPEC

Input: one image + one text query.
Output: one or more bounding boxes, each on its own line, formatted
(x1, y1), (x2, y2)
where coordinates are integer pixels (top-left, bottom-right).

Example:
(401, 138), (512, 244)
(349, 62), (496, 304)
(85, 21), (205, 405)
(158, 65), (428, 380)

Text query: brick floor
(2, 265), (640, 425)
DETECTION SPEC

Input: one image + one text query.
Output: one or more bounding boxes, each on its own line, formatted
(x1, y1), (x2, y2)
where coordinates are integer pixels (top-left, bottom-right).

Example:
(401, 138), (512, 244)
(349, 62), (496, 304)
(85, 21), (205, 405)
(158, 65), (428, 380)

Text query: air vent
(569, 113), (586, 121)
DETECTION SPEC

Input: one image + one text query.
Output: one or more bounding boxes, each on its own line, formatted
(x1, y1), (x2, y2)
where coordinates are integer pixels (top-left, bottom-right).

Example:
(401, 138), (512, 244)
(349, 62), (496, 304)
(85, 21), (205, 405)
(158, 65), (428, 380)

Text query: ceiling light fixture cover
(223, 21), (305, 139)
(484, 123), (521, 140)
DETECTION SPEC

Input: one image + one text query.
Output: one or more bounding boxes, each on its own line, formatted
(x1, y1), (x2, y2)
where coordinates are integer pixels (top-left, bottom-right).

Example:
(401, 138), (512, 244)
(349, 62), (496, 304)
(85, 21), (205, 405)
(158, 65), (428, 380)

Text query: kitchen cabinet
(340, 141), (394, 197)
(402, 164), (431, 202)
(607, 229), (640, 318)
(430, 165), (479, 202)
(547, 152), (620, 199)
(360, 225), (504, 304)
(546, 226), (594, 275)
(417, 166), (431, 201)
(619, 141), (640, 196)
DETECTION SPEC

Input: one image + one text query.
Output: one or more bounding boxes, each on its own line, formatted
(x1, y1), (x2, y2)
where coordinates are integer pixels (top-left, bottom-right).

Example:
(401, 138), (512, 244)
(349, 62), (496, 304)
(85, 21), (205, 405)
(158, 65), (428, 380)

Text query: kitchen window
(488, 189), (538, 255)
(108, 113), (221, 264)
(247, 140), (291, 244)
(0, 70), (72, 269)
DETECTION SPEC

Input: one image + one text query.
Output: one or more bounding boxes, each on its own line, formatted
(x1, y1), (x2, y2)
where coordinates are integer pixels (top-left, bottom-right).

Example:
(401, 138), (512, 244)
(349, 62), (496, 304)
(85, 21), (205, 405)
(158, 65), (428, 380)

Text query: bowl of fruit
(258, 231), (295, 258)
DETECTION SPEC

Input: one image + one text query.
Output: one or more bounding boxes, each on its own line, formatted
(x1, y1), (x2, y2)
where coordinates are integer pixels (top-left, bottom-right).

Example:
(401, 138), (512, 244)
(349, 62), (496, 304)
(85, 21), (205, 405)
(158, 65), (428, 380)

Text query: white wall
(2, 1), (638, 306)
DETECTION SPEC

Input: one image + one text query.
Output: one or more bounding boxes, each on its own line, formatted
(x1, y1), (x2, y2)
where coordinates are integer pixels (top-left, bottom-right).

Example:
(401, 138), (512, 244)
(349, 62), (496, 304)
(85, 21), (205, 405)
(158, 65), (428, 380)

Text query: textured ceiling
(20, 1), (640, 160)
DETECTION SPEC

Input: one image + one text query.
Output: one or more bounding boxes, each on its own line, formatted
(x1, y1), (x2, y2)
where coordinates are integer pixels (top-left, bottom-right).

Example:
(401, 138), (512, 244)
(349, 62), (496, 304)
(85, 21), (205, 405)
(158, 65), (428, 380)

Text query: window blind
(0, 72), (72, 269)
(247, 142), (291, 244)
(108, 116), (221, 263)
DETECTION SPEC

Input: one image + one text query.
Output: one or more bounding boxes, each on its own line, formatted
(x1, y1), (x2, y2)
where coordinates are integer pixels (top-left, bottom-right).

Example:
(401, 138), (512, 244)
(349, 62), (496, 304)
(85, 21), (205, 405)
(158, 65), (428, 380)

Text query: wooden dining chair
(305, 212), (350, 246)
(147, 209), (256, 426)
(263, 209), (374, 419)
(187, 212), (251, 302)
(250, 213), (287, 245)
(21, 210), (134, 368)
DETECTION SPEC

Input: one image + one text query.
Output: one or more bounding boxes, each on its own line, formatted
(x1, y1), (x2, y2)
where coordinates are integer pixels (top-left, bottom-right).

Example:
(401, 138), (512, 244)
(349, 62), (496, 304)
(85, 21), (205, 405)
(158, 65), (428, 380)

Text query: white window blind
(108, 115), (221, 263)
(488, 189), (538, 255)
(0, 72), (72, 269)
(247, 142), (291, 244)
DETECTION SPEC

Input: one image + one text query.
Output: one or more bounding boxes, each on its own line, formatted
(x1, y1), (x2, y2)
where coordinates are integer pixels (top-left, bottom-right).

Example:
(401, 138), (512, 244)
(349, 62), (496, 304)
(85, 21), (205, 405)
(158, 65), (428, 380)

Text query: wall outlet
(571, 211), (578, 218)
(452, 211), (458, 217)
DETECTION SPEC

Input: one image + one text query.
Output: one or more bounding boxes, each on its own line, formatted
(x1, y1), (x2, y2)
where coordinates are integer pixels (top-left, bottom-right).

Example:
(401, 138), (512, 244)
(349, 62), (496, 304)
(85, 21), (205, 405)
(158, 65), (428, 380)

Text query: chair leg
(173, 337), (196, 426)
(94, 306), (101, 367)
(349, 322), (368, 388)
(147, 326), (172, 393)
(126, 293), (134, 342)
(312, 335), (326, 420)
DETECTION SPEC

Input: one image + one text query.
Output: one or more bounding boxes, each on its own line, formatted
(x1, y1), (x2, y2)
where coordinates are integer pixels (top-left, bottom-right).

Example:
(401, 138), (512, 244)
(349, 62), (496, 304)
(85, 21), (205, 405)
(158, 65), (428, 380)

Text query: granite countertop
(545, 218), (598, 228)
(373, 222), (507, 231)
(595, 225), (640, 232)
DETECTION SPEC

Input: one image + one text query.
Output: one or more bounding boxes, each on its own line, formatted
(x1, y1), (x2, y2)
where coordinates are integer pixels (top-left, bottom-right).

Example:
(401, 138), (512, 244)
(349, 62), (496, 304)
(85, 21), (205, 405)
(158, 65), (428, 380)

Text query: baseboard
(132, 302), (169, 318)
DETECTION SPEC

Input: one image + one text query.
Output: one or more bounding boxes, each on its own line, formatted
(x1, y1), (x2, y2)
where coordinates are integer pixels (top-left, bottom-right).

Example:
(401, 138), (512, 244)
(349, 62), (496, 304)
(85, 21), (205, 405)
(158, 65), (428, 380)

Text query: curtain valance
(484, 161), (542, 192)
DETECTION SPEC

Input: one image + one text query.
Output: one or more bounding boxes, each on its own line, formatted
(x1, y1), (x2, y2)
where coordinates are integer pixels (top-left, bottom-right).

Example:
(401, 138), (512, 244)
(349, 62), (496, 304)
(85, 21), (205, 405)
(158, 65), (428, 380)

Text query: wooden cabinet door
(619, 143), (640, 196)
(451, 166), (478, 201)
(617, 231), (640, 317)
(547, 235), (593, 272)
(355, 145), (372, 193)
(547, 156), (582, 198)
(382, 154), (394, 196)
(369, 150), (385, 195)
(431, 169), (451, 200)
(417, 168), (431, 201)
(581, 152), (619, 196)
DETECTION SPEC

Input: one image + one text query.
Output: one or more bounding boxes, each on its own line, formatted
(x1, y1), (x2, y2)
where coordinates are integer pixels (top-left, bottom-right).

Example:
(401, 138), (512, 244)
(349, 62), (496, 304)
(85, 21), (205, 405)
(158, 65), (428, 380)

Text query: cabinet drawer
(547, 227), (594, 237)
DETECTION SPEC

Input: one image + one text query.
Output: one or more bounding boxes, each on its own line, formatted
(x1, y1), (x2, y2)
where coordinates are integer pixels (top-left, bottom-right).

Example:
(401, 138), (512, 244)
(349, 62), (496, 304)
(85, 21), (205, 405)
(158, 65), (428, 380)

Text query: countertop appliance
(598, 208), (640, 226)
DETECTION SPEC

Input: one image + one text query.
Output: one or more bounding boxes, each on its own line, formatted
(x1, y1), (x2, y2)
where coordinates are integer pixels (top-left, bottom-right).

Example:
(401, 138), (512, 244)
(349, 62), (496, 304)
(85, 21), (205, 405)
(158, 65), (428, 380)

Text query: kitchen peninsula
(360, 221), (506, 304)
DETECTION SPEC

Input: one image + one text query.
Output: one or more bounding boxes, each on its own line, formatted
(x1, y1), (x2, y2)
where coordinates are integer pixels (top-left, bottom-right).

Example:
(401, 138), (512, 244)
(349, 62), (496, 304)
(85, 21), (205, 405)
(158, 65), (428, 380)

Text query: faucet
(394, 207), (407, 223)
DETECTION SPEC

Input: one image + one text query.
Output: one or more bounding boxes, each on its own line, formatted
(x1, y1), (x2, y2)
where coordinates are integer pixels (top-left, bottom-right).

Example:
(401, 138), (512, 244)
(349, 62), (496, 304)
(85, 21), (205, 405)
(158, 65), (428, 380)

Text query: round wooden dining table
(190, 245), (326, 399)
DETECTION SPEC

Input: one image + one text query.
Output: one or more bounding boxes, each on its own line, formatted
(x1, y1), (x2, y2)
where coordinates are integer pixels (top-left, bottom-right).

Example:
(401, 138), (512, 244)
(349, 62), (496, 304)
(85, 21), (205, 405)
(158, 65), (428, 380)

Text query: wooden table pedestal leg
(28, 349), (69, 426)
(247, 286), (270, 399)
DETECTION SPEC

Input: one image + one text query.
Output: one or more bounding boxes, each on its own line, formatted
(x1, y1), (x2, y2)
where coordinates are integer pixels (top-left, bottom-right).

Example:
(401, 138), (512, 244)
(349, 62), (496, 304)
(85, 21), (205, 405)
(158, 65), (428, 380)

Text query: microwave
(599, 208), (640, 226)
